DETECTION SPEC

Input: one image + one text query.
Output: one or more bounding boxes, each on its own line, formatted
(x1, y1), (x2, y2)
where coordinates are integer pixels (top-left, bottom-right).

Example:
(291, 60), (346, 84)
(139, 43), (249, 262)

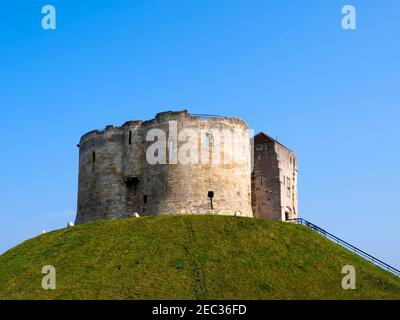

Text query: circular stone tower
(76, 110), (253, 224)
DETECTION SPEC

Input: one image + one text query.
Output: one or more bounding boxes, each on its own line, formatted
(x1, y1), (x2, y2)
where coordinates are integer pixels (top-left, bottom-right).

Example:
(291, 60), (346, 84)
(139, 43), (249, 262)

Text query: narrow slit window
(204, 133), (213, 163)
(208, 191), (214, 210)
(169, 140), (174, 162)
(92, 151), (96, 163)
(204, 134), (209, 148)
(143, 195), (148, 204)
(129, 131), (132, 145)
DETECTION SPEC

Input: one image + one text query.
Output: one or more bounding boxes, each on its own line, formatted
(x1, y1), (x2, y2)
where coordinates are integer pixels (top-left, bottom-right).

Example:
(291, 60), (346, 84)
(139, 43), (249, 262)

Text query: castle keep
(75, 110), (297, 224)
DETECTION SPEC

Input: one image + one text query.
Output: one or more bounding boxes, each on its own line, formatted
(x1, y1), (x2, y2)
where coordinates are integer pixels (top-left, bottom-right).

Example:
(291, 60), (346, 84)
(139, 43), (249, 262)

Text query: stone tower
(76, 110), (253, 224)
(251, 133), (298, 221)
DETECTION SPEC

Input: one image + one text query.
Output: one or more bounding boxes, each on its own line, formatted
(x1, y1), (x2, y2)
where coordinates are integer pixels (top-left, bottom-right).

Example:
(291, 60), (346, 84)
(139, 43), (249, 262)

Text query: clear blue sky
(1, 1), (399, 267)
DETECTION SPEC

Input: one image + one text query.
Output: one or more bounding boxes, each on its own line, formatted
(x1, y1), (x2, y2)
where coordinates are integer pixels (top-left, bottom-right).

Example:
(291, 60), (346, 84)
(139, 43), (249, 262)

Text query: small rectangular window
(92, 151), (96, 163)
(129, 131), (132, 145)
(143, 195), (147, 204)
(208, 191), (214, 210)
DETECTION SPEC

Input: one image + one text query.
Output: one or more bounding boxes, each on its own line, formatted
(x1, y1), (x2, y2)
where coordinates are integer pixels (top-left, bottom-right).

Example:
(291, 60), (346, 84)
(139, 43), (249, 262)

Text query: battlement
(79, 110), (248, 146)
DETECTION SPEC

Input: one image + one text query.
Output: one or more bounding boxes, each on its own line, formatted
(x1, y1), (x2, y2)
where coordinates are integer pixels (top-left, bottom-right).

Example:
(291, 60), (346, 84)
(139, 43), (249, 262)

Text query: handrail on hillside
(287, 218), (400, 277)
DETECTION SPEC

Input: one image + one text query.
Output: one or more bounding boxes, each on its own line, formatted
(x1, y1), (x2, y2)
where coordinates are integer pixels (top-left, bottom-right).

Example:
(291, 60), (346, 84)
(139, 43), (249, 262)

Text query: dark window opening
(208, 191), (214, 210)
(129, 131), (132, 145)
(143, 195), (148, 204)
(285, 212), (290, 221)
(92, 151), (96, 163)
(125, 176), (139, 190)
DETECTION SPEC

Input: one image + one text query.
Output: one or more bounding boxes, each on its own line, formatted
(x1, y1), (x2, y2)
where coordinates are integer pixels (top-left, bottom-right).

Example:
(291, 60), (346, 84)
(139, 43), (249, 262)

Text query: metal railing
(287, 218), (400, 277)
(192, 113), (226, 119)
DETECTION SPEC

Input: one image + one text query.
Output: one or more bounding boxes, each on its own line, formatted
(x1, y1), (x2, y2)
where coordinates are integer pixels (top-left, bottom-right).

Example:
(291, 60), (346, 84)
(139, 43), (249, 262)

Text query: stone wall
(251, 133), (298, 221)
(276, 143), (298, 220)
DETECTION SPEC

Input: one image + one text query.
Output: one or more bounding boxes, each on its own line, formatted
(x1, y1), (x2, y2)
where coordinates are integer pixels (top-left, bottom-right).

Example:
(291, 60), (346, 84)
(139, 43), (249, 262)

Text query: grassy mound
(0, 215), (399, 299)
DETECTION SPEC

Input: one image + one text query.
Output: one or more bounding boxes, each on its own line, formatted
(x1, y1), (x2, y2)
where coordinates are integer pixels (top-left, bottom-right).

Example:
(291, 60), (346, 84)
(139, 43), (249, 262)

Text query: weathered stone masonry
(251, 133), (298, 221)
(75, 110), (298, 224)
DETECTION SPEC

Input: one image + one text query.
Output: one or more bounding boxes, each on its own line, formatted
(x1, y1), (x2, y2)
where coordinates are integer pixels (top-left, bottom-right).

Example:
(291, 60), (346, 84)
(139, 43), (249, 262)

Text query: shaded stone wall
(251, 133), (298, 221)
(77, 126), (126, 223)
(251, 138), (281, 219)
(76, 110), (253, 224)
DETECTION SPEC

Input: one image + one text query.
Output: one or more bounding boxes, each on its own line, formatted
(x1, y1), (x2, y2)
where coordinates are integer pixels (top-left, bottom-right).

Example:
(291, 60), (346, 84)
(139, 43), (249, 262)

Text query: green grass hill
(0, 215), (399, 299)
